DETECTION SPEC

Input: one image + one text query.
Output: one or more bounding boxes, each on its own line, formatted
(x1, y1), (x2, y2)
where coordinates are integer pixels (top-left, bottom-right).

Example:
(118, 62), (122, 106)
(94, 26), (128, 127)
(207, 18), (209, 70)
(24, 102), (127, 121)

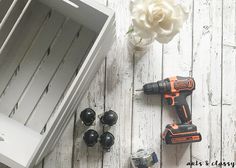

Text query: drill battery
(162, 124), (202, 144)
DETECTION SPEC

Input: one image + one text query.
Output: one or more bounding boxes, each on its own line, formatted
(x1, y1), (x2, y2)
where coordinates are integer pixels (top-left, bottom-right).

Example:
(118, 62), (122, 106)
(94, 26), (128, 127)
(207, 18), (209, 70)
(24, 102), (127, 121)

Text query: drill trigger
(164, 93), (180, 106)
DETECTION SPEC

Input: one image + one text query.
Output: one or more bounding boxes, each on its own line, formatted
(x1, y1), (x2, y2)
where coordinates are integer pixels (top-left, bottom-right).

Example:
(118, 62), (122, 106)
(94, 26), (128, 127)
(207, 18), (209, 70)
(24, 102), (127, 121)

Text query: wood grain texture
(43, 1), (107, 168)
(161, 0), (193, 167)
(132, 42), (162, 165)
(222, 0), (236, 163)
(0, 2), (50, 100)
(26, 27), (96, 132)
(102, 0), (133, 168)
(0, 0), (27, 47)
(0, 10), (65, 117)
(73, 62), (105, 168)
(43, 119), (74, 168)
(0, 0), (13, 23)
(33, 0), (236, 167)
(192, 0), (222, 164)
(13, 19), (80, 124)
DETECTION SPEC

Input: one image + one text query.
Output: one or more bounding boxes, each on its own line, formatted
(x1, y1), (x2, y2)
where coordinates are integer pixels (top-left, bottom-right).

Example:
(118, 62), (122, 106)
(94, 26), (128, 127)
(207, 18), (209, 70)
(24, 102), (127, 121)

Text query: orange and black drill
(136, 76), (202, 144)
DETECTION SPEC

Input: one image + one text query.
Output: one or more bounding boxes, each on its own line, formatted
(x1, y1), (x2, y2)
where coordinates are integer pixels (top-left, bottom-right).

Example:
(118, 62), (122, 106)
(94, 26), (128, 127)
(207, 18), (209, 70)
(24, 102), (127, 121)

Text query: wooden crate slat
(0, 0), (13, 23)
(13, 19), (80, 123)
(26, 27), (96, 132)
(0, 0), (27, 47)
(46, 47), (104, 153)
(0, 11), (65, 116)
(0, 2), (50, 97)
(0, 113), (41, 168)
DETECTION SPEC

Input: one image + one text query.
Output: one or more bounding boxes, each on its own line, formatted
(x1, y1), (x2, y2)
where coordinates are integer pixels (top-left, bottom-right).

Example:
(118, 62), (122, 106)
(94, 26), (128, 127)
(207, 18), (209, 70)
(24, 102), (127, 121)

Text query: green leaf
(126, 27), (134, 34)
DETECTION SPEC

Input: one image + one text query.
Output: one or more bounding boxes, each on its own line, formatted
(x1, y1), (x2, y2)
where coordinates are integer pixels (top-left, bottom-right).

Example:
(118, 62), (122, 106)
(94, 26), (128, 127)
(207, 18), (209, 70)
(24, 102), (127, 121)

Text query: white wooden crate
(0, 0), (115, 167)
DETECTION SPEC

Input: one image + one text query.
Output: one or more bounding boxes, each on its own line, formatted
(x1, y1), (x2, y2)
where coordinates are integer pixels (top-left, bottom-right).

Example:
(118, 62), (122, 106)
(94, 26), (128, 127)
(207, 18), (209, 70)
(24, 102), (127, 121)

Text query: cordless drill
(137, 76), (202, 144)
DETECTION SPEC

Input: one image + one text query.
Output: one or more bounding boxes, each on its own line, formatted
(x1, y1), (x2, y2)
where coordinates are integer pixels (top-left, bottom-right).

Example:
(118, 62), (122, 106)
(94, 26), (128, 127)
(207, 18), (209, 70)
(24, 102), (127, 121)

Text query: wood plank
(73, 4), (110, 166)
(0, 0), (27, 47)
(0, 0), (13, 23)
(102, 0), (132, 167)
(222, 47), (236, 163)
(222, 0), (236, 163)
(0, 11), (65, 116)
(13, 19), (80, 123)
(73, 62), (105, 168)
(132, 43), (162, 165)
(191, 0), (222, 164)
(26, 27), (96, 132)
(0, 2), (50, 97)
(161, 1), (193, 168)
(34, 162), (43, 168)
(43, 118), (75, 168)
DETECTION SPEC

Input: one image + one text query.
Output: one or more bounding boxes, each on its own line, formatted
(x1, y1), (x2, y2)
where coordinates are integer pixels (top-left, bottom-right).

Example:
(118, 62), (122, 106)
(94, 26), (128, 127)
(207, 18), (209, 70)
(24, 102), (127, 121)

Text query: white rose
(130, 0), (188, 43)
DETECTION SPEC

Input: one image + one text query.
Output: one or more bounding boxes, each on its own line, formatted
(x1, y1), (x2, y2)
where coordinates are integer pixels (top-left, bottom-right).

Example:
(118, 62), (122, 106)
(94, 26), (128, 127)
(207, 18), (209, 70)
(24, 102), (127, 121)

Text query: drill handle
(174, 94), (192, 124)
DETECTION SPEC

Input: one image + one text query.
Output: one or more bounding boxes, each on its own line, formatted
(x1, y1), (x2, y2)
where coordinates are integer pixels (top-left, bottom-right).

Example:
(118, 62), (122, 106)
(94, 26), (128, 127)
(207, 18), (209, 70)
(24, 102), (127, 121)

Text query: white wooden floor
(4, 0), (235, 168)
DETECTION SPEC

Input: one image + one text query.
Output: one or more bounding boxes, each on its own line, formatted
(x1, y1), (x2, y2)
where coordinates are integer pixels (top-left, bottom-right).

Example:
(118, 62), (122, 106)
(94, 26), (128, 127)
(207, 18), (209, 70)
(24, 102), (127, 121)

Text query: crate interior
(0, 0), (29, 49)
(0, 0), (13, 22)
(0, 0), (108, 134)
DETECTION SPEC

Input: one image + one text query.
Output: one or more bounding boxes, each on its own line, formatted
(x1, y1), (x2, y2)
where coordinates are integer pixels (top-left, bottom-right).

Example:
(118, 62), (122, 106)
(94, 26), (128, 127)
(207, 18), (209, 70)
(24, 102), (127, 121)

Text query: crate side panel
(26, 27), (96, 132)
(0, 113), (41, 168)
(13, 19), (81, 123)
(0, 11), (65, 117)
(39, 0), (108, 33)
(0, 2), (50, 98)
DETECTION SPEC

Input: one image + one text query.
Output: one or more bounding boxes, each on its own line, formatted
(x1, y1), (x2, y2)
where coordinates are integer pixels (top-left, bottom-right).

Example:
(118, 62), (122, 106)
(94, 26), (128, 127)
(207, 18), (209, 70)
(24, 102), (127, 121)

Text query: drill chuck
(142, 82), (160, 95)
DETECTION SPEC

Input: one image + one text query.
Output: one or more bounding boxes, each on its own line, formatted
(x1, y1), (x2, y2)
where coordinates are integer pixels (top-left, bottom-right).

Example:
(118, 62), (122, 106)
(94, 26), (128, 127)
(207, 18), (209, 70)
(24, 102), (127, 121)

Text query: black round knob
(83, 129), (99, 147)
(100, 110), (118, 126)
(80, 108), (96, 126)
(99, 132), (115, 150)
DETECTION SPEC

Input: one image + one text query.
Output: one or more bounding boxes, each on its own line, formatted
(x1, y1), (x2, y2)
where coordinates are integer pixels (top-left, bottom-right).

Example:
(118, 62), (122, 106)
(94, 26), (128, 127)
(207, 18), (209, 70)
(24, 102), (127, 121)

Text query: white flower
(130, 0), (188, 43)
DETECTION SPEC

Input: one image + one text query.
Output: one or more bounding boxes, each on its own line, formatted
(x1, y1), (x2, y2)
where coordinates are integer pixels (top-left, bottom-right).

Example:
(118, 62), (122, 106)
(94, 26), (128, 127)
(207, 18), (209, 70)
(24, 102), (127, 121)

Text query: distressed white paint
(73, 62), (105, 168)
(222, 0), (236, 163)
(43, 0), (107, 167)
(102, 0), (133, 168)
(13, 19), (81, 124)
(40, 0), (235, 168)
(161, 0), (193, 167)
(0, 2), (50, 97)
(0, 0), (115, 167)
(0, 10), (65, 116)
(0, 113), (41, 168)
(132, 42), (162, 166)
(192, 0), (222, 165)
(26, 27), (96, 132)
(0, 0), (236, 168)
